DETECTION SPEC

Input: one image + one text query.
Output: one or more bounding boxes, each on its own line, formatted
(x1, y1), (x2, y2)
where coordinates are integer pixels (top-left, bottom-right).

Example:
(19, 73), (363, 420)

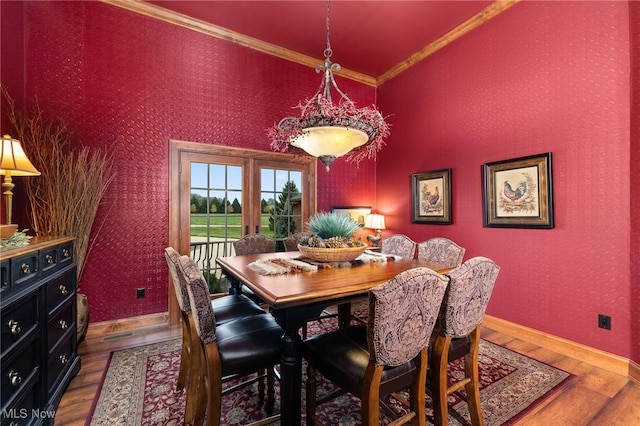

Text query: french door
(168, 140), (316, 323)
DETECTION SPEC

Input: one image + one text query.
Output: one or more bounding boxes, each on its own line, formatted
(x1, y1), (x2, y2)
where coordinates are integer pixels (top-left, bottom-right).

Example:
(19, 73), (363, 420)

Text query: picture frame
(331, 206), (372, 226)
(411, 168), (452, 224)
(482, 152), (554, 228)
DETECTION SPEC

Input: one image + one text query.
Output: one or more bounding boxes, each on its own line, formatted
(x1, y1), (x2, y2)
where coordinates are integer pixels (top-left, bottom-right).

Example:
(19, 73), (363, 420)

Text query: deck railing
(190, 241), (235, 290)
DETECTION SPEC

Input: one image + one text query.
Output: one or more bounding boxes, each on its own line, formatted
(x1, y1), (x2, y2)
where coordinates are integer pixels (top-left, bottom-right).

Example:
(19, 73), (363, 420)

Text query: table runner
(247, 251), (396, 275)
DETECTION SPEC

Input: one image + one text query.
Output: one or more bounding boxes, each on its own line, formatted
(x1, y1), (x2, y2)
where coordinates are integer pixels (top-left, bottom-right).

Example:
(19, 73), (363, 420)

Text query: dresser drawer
(0, 293), (39, 357)
(47, 302), (74, 351)
(45, 267), (76, 316)
(38, 242), (73, 280)
(39, 246), (59, 278)
(47, 335), (75, 393)
(0, 372), (40, 426)
(0, 338), (39, 408)
(10, 254), (39, 294)
(58, 241), (73, 268)
(0, 259), (9, 298)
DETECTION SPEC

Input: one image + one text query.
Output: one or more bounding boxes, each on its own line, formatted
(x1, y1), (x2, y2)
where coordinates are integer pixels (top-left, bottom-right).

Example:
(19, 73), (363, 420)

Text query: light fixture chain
(324, 0), (332, 59)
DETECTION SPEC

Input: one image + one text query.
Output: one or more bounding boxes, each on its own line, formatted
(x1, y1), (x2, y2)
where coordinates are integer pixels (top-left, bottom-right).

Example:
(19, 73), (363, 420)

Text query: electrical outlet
(598, 314), (611, 330)
(136, 288), (145, 299)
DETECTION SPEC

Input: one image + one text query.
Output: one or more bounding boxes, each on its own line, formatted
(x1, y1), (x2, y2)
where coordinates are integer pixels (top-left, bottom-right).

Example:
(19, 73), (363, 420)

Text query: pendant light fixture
(268, 0), (390, 171)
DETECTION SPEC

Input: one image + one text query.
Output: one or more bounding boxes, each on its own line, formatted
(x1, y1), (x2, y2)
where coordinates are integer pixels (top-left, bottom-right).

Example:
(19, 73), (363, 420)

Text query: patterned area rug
(88, 318), (573, 426)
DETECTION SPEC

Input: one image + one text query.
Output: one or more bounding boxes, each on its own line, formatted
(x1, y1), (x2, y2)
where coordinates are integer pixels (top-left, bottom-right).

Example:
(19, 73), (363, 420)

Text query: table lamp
(0, 134), (41, 239)
(364, 214), (385, 247)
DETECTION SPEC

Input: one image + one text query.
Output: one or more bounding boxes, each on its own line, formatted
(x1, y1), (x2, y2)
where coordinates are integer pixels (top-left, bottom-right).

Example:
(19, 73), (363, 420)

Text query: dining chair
(430, 256), (500, 426)
(303, 267), (449, 425)
(417, 237), (466, 268)
(381, 234), (417, 259)
(233, 233), (276, 255)
(180, 255), (282, 426)
(284, 231), (313, 251)
(164, 248), (267, 421)
(233, 233), (276, 303)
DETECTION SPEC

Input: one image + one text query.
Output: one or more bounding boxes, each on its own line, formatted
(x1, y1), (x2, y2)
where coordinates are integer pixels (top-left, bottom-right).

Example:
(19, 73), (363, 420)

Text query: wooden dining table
(216, 250), (453, 425)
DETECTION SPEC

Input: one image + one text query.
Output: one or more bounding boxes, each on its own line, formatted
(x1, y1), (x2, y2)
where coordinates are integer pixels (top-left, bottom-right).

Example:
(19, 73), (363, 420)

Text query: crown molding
(102, 0), (519, 88)
(377, 0), (520, 85)
(101, 0), (377, 86)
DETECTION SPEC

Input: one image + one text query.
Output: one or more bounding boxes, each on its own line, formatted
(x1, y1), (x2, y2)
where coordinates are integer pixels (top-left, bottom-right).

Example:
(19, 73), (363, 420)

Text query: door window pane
(190, 162), (242, 293)
(261, 168), (303, 250)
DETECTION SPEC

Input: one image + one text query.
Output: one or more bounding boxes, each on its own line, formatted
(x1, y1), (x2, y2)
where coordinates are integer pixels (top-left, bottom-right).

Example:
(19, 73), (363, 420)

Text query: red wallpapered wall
(3, 1), (377, 321)
(0, 3), (24, 132)
(0, 2), (25, 225)
(630, 1), (640, 365)
(377, 1), (634, 359)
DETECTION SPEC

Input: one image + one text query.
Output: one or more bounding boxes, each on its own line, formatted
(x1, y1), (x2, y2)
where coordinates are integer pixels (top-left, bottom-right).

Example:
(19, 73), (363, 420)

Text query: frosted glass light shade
(291, 126), (369, 158)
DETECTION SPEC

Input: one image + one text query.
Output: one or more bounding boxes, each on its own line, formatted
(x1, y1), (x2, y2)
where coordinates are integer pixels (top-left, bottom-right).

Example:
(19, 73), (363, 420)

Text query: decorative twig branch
(2, 85), (115, 287)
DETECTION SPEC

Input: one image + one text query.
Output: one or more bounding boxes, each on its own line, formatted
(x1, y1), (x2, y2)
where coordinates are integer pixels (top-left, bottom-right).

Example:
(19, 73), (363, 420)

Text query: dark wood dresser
(1, 236), (80, 426)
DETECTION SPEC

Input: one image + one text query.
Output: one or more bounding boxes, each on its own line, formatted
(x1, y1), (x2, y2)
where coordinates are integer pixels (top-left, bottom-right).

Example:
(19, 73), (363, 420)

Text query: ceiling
(142, 1), (505, 83)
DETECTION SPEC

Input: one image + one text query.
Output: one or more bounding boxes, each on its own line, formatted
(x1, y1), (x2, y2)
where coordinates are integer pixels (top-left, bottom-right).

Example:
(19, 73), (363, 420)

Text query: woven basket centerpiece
(298, 244), (366, 262)
(297, 212), (366, 263)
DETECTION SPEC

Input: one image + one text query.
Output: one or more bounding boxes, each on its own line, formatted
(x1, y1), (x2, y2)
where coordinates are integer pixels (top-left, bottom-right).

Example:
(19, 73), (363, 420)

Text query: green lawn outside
(190, 214), (273, 238)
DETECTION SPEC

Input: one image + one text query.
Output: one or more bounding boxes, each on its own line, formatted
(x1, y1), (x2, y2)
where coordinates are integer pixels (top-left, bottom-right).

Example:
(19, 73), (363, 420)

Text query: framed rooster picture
(483, 152), (554, 228)
(411, 169), (452, 224)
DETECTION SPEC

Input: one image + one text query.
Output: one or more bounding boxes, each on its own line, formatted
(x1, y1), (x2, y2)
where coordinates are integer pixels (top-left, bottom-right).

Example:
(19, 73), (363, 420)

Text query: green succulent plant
(306, 212), (360, 239)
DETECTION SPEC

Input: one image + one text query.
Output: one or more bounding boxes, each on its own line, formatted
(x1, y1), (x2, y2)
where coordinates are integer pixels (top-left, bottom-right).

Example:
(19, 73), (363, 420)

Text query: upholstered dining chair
(284, 231), (313, 252)
(303, 267), (449, 425)
(233, 234), (276, 304)
(180, 255), (282, 426)
(381, 233), (417, 259)
(163, 248), (267, 421)
(417, 237), (466, 268)
(233, 233), (276, 255)
(430, 256), (500, 426)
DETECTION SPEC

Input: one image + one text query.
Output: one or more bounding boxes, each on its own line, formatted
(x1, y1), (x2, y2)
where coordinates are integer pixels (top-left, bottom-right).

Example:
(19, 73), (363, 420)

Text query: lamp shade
(364, 214), (386, 230)
(0, 135), (41, 176)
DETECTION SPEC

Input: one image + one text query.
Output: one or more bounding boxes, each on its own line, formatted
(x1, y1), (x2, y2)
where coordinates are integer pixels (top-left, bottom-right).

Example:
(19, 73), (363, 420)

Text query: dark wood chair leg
(306, 364), (317, 426)
(266, 368), (275, 415)
(257, 368), (265, 403)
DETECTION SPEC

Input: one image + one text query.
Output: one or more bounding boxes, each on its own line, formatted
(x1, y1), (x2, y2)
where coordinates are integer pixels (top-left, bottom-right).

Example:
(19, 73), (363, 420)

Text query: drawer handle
(59, 284), (68, 295)
(59, 354), (68, 365)
(8, 370), (22, 387)
(60, 320), (68, 330)
(8, 319), (21, 335)
(21, 263), (31, 275)
(46, 254), (54, 264)
(62, 248), (70, 258)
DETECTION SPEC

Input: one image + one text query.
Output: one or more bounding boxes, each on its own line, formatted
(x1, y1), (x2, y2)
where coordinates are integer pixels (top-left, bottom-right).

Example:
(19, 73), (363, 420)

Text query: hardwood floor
(54, 318), (640, 425)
